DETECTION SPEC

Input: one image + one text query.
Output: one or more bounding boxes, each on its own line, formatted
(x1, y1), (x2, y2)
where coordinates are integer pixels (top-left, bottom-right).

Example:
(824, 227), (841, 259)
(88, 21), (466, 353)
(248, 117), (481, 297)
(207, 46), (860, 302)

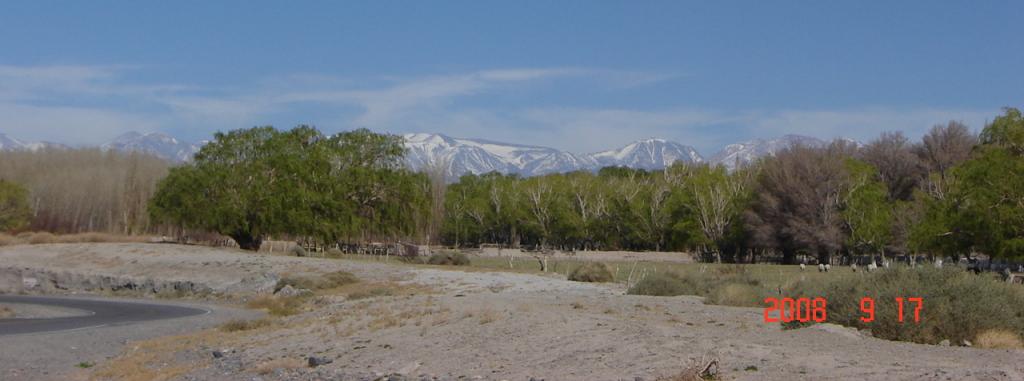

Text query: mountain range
(0, 131), (838, 177)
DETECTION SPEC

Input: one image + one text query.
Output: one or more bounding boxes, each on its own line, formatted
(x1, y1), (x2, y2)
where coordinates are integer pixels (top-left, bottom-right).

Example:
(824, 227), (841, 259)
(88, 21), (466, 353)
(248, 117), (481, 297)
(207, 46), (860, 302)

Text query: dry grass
(246, 295), (306, 317)
(220, 318), (272, 332)
(0, 232), (153, 246)
(975, 329), (1024, 350)
(275, 271), (359, 292)
(0, 305), (13, 318)
(90, 329), (232, 381)
(252, 358), (306, 375)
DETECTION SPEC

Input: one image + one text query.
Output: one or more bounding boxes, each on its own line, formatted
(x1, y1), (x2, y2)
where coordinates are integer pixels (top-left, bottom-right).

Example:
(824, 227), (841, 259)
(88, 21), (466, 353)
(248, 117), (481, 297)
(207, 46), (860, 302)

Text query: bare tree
(913, 121), (977, 198)
(746, 142), (852, 264)
(0, 148), (168, 234)
(422, 157), (450, 244)
(858, 131), (924, 201)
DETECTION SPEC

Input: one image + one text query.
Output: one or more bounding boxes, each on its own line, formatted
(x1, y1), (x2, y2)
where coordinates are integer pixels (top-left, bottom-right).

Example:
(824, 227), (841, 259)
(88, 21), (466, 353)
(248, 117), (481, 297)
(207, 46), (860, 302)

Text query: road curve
(0, 295), (209, 335)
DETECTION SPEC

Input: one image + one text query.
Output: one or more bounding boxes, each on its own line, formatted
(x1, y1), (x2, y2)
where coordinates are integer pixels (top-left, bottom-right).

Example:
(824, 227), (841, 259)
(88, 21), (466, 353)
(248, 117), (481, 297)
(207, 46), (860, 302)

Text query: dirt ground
(1, 243), (1022, 380)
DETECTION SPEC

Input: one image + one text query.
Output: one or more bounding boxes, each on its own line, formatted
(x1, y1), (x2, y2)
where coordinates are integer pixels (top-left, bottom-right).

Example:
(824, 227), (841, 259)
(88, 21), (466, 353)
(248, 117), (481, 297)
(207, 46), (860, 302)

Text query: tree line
(442, 108), (1024, 264)
(1, 108), (1021, 264)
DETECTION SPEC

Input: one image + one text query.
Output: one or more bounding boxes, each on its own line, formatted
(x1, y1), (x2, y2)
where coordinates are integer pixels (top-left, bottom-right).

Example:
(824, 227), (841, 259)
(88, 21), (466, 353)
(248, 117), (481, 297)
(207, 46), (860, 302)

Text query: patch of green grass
(76, 361), (94, 369)
(347, 287), (395, 300)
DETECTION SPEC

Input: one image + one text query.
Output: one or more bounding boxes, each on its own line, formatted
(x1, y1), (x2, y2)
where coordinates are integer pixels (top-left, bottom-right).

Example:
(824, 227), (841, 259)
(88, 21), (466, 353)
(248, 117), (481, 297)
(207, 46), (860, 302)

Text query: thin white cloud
(0, 63), (1000, 157)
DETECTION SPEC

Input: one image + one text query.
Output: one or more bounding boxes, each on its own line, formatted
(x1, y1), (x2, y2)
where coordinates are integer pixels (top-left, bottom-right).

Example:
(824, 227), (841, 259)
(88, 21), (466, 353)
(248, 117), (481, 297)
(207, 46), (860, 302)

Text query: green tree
(150, 126), (417, 250)
(0, 180), (31, 231)
(841, 159), (892, 259)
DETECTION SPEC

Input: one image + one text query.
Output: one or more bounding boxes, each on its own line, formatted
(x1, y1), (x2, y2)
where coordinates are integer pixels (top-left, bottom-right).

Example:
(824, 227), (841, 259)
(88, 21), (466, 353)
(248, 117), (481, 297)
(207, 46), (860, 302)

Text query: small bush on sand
(326, 248), (344, 258)
(0, 305), (13, 318)
(427, 251), (470, 266)
(247, 295), (305, 316)
(289, 245), (306, 257)
(975, 329), (1024, 349)
(568, 262), (614, 283)
(220, 318), (271, 332)
(784, 267), (1024, 345)
(275, 271), (359, 292)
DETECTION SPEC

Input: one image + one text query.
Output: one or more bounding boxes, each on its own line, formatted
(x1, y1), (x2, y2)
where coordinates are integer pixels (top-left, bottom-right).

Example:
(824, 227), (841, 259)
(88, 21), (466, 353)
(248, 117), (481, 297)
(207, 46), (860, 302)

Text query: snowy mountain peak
(709, 134), (832, 170)
(590, 138), (703, 170)
(102, 131), (201, 162)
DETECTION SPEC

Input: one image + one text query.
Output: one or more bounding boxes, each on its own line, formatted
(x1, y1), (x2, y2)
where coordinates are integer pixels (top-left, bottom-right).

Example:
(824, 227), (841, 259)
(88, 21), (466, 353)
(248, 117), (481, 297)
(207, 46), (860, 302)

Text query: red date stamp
(763, 297), (923, 323)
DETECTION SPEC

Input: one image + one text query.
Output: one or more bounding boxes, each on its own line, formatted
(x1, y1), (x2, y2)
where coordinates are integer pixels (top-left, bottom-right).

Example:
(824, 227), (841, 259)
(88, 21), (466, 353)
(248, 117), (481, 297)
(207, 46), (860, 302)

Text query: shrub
(246, 295), (304, 316)
(275, 271), (359, 292)
(975, 329), (1024, 349)
(784, 267), (1024, 345)
(568, 262), (614, 283)
(220, 318), (271, 332)
(289, 245), (306, 257)
(427, 251), (470, 266)
(0, 305), (13, 318)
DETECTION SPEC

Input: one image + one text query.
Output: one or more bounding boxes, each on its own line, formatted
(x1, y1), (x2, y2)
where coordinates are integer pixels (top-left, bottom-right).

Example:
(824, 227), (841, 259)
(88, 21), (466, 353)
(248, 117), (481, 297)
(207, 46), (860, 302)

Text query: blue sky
(0, 1), (1021, 155)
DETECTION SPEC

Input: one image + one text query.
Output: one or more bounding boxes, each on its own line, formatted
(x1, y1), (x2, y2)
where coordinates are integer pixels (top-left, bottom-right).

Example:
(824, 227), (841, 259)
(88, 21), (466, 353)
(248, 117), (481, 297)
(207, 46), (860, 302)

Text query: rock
(962, 340), (973, 347)
(308, 356), (333, 367)
(635, 377), (645, 381)
(388, 374), (408, 381)
(211, 350), (224, 359)
(939, 339), (951, 347)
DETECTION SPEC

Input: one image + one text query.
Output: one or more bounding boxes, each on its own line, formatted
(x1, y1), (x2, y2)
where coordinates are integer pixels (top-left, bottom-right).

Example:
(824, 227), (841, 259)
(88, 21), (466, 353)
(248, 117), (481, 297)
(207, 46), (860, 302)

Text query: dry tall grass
(975, 329), (1024, 350)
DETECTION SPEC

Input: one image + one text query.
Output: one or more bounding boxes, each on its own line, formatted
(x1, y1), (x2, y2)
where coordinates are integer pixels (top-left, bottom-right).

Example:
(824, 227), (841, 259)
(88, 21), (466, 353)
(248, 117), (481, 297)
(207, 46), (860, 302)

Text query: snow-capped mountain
(0, 133), (69, 151)
(709, 134), (827, 170)
(403, 133), (705, 179)
(403, 133), (597, 178)
(589, 138), (703, 170)
(101, 132), (202, 162)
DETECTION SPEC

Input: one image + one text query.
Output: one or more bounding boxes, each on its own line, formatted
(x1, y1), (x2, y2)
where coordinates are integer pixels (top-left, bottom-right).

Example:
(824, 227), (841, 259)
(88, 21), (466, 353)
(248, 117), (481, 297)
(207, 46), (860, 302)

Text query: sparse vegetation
(426, 251), (470, 266)
(219, 318), (272, 332)
(0, 305), (13, 318)
(275, 271), (359, 292)
(347, 286), (395, 300)
(246, 295), (305, 316)
(289, 245), (306, 257)
(567, 262), (614, 282)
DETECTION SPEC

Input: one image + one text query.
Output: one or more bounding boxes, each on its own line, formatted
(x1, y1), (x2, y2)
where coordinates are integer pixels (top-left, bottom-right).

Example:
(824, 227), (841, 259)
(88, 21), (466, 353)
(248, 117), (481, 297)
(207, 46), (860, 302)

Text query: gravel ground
(1, 243), (1022, 381)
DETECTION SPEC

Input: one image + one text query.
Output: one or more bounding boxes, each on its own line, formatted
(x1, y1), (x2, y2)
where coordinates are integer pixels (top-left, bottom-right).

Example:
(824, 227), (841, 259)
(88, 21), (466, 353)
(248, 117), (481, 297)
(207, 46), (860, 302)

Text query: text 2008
(763, 297), (923, 323)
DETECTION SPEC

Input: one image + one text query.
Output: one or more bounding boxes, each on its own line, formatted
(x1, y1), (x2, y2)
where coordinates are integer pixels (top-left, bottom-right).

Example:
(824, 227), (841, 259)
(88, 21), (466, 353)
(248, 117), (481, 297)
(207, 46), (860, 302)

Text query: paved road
(0, 295), (209, 335)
